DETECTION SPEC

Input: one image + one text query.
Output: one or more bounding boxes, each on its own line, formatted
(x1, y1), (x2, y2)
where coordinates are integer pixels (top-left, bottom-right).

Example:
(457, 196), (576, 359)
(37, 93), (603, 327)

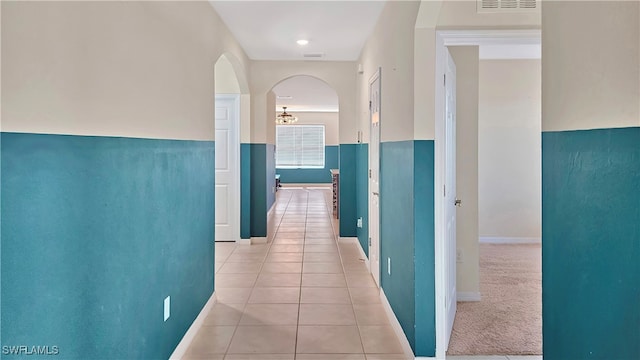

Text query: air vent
(303, 53), (324, 59)
(477, 0), (537, 12)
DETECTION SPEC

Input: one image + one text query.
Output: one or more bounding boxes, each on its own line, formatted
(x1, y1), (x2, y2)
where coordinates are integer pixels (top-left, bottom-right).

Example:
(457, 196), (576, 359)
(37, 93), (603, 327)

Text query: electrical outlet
(387, 257), (391, 275)
(357, 217), (363, 228)
(164, 296), (171, 322)
(456, 249), (463, 263)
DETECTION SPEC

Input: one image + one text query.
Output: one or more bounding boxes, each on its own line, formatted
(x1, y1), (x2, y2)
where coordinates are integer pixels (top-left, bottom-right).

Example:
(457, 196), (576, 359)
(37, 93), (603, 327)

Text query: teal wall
(413, 140), (436, 356)
(542, 127), (640, 360)
(266, 144), (276, 213)
(380, 140), (416, 351)
(339, 144), (357, 237)
(1, 133), (215, 359)
(249, 143), (267, 237)
(276, 146), (339, 184)
(356, 144), (369, 257)
(240, 144), (251, 239)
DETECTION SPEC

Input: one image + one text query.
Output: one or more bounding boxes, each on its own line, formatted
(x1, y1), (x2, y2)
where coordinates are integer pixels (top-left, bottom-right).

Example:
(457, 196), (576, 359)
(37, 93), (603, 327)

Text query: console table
(330, 169), (339, 219)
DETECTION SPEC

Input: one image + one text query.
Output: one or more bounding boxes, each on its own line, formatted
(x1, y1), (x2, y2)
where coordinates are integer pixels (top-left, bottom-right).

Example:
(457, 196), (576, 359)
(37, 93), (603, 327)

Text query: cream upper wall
(250, 61), (356, 144)
(357, 0), (420, 143)
(414, 27), (437, 140)
(215, 55), (241, 94)
(1, 1), (251, 141)
(542, 1), (639, 132)
(413, 0), (541, 140)
(266, 91), (276, 144)
(449, 46), (480, 295)
(287, 112), (340, 146)
(479, 59), (541, 239)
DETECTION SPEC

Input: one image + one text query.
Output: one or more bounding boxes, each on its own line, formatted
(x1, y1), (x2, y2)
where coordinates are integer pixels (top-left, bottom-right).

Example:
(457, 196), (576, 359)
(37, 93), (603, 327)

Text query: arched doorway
(270, 75), (340, 188)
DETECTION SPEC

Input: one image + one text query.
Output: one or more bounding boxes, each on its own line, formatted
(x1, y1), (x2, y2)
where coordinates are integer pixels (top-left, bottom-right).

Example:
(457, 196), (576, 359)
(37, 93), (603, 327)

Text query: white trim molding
(280, 183), (331, 188)
(169, 292), (217, 360)
(237, 237), (268, 245)
(457, 292), (481, 302)
(438, 29), (541, 46)
(380, 288), (415, 360)
(480, 236), (541, 244)
(434, 28), (542, 360)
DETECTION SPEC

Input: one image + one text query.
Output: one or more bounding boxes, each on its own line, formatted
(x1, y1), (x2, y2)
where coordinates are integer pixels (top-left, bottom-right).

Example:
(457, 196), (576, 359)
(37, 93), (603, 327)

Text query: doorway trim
(368, 68), (382, 287)
(214, 93), (241, 243)
(433, 29), (541, 359)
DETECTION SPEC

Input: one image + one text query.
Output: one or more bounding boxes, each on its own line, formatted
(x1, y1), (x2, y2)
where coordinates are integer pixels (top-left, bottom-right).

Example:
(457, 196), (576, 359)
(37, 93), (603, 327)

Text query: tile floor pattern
(183, 188), (545, 360)
(184, 188), (408, 360)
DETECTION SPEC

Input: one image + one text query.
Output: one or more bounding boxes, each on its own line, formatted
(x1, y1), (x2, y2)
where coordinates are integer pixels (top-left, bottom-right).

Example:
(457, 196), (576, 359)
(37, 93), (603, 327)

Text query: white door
(369, 69), (381, 287)
(444, 49), (458, 349)
(215, 94), (240, 242)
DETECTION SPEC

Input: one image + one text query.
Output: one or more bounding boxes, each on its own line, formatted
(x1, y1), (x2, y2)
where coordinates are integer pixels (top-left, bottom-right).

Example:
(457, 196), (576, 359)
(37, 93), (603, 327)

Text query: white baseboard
(479, 236), (541, 244)
(380, 288), (415, 360)
(280, 183), (330, 188)
(457, 291), (481, 302)
(237, 237), (267, 245)
(415, 357), (436, 360)
(169, 291), (217, 360)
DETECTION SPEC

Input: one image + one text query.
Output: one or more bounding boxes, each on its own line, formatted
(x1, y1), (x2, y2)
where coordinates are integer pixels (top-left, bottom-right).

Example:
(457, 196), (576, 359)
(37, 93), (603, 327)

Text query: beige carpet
(447, 243), (542, 355)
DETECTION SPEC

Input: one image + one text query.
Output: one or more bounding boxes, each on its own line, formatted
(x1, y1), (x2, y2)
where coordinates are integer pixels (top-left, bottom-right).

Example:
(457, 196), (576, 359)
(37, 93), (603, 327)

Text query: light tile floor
(184, 188), (408, 360)
(184, 188), (544, 360)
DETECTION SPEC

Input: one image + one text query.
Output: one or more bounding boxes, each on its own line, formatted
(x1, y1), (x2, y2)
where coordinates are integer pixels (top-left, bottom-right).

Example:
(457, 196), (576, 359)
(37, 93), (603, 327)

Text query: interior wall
(542, 2), (640, 359)
(449, 46), (480, 296)
(356, 0), (430, 355)
(357, 2), (418, 143)
(413, 0), (542, 141)
(250, 61), (356, 144)
(542, 2), (639, 132)
(1, 2), (251, 358)
(215, 55), (241, 94)
(479, 59), (541, 240)
(1, 1), (250, 140)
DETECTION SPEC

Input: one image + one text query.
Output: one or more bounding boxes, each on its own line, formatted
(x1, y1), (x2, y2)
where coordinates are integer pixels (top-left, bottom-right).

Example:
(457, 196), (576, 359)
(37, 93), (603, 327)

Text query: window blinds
(276, 125), (325, 168)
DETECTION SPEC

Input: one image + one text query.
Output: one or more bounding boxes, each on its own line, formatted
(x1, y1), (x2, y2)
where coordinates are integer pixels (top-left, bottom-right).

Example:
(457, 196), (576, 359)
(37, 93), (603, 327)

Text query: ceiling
(208, 1), (539, 111)
(209, 1), (386, 61)
(272, 75), (339, 112)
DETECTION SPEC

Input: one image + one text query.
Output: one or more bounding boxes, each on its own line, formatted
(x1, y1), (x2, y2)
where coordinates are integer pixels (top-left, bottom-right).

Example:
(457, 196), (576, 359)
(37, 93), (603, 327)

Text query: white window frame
(276, 125), (326, 169)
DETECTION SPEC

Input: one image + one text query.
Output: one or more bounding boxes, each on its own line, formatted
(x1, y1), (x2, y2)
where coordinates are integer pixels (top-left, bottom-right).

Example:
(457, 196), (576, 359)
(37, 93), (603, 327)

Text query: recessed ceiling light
(277, 95), (293, 100)
(297, 39), (309, 46)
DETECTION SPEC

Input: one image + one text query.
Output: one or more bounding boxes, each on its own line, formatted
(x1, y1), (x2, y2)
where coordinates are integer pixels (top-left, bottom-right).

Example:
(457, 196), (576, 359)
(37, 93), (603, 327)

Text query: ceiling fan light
(276, 106), (298, 125)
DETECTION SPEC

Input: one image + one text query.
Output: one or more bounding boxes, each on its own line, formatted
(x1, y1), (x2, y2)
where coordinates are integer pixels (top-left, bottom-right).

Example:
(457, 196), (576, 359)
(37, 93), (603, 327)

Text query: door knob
(454, 199), (462, 207)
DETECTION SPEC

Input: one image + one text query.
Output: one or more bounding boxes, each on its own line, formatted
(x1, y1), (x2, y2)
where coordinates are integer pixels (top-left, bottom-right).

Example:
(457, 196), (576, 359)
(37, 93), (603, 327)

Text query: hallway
(184, 188), (408, 360)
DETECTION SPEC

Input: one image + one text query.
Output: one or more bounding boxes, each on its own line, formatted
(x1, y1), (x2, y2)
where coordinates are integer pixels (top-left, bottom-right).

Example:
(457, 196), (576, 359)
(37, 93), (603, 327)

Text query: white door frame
(433, 29), (541, 359)
(368, 68), (382, 287)
(214, 93), (241, 242)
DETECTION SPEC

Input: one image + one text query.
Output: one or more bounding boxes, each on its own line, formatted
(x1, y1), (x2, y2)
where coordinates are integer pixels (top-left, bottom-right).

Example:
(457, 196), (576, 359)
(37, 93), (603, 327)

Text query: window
(276, 125), (325, 169)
